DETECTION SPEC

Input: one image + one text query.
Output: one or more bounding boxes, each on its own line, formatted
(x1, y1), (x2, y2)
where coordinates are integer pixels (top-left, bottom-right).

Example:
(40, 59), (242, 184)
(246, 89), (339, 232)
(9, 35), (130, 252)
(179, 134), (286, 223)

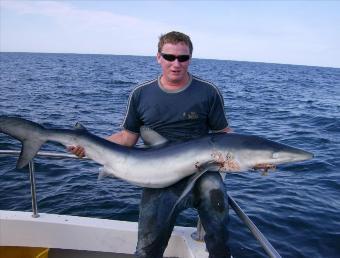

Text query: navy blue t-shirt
(122, 74), (228, 142)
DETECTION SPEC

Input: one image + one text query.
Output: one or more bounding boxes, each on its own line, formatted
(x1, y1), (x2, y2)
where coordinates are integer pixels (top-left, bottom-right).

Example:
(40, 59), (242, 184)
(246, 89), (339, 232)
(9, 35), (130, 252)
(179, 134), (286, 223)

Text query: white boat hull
(0, 210), (208, 258)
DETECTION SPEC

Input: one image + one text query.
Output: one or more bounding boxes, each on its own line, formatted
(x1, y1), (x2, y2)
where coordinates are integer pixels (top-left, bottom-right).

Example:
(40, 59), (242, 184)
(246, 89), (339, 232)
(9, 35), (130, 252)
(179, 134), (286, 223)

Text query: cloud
(1, 1), (339, 67)
(1, 1), (170, 55)
(1, 1), (139, 27)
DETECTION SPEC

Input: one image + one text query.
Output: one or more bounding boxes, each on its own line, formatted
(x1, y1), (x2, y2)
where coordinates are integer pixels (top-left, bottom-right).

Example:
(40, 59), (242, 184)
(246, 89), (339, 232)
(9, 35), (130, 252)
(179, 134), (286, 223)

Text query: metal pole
(191, 218), (205, 241)
(28, 159), (39, 218)
(228, 194), (281, 258)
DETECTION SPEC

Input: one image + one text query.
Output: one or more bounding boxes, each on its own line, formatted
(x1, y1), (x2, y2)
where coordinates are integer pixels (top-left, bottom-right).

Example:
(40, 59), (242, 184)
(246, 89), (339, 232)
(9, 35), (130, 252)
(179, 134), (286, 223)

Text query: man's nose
(172, 59), (181, 66)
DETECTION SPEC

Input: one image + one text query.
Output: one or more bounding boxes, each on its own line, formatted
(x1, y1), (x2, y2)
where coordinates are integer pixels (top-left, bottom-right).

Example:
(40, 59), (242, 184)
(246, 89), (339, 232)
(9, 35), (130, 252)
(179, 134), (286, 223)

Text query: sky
(1, 0), (339, 68)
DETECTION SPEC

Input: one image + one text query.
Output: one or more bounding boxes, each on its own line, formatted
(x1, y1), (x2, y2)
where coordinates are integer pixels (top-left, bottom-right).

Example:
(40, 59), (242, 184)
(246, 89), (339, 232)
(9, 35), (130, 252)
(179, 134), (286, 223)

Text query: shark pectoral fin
(158, 162), (220, 241)
(97, 166), (116, 181)
(17, 138), (46, 169)
(140, 126), (168, 147)
(166, 161), (220, 223)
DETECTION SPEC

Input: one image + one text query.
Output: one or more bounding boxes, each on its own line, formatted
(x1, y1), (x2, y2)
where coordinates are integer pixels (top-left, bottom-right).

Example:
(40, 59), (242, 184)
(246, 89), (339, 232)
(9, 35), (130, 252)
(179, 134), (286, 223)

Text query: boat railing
(0, 149), (281, 258)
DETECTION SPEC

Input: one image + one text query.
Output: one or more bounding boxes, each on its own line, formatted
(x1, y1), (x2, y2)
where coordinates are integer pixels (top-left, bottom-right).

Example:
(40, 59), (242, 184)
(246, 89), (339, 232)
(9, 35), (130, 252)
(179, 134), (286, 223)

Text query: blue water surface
(0, 53), (339, 258)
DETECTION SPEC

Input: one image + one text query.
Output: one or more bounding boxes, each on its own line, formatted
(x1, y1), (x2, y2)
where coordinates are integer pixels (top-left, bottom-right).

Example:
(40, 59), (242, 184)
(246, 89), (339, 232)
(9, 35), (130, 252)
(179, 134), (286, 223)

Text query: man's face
(157, 42), (191, 86)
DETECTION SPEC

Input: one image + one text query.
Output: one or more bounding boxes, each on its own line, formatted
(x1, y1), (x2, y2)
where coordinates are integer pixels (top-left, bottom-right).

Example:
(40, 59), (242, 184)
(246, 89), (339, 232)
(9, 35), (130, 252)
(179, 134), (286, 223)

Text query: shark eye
(273, 153), (280, 159)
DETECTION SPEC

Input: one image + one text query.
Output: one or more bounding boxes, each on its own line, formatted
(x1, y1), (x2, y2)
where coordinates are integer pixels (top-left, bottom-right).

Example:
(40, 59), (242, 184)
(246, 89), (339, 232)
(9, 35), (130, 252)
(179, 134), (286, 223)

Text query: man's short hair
(158, 31), (193, 55)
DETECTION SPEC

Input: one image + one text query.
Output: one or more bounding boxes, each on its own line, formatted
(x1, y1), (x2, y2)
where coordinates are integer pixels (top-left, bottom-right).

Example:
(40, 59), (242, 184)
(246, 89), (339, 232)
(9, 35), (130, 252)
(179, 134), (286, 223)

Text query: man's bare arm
(106, 130), (139, 147)
(68, 129), (139, 158)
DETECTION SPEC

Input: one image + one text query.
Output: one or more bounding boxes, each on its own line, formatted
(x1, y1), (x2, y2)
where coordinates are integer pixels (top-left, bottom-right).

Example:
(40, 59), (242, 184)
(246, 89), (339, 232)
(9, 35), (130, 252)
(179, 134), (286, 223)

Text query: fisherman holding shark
(0, 31), (313, 258)
(71, 31), (232, 258)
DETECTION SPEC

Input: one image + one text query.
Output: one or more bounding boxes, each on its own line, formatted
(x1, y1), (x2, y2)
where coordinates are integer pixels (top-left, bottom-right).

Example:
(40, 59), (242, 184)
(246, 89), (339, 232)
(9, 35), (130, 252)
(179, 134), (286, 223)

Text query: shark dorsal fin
(74, 122), (87, 131)
(140, 126), (168, 147)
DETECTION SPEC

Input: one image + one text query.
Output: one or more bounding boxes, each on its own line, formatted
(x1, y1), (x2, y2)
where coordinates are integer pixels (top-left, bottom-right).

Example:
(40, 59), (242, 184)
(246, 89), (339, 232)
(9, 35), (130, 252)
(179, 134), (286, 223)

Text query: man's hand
(216, 127), (233, 133)
(67, 146), (86, 158)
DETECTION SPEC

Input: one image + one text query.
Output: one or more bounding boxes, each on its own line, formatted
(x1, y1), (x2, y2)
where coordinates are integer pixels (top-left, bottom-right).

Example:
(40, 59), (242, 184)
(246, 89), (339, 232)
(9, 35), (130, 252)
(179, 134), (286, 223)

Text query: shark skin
(0, 116), (314, 188)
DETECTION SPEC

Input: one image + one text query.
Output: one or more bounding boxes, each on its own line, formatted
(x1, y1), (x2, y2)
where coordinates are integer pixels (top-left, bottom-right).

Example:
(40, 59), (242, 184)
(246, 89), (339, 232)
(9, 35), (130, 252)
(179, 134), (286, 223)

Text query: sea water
(0, 52), (339, 257)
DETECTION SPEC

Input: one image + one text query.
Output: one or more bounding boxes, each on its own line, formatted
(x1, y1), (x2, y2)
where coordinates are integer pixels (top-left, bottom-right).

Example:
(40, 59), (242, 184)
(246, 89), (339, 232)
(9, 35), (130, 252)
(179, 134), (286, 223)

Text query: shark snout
(273, 149), (314, 163)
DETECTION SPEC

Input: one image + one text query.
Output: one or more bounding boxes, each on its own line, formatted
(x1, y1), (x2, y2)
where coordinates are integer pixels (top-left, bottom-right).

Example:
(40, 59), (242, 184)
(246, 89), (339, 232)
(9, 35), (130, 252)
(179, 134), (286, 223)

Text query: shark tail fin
(0, 116), (47, 169)
(17, 137), (46, 169)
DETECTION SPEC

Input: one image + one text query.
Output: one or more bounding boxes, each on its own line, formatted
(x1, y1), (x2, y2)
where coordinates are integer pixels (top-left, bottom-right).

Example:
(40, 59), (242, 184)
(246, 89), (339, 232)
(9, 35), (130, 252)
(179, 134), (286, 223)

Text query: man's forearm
(106, 130), (139, 147)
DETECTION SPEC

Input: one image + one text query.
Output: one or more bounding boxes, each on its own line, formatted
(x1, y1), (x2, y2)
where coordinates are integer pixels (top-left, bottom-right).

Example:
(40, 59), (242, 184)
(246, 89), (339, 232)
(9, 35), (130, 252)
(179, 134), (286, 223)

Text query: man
(69, 31), (231, 258)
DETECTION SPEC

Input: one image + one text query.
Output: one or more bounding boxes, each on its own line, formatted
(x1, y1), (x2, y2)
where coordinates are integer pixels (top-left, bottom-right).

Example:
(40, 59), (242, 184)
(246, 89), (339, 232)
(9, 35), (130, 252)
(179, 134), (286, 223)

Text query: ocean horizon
(2, 51), (339, 69)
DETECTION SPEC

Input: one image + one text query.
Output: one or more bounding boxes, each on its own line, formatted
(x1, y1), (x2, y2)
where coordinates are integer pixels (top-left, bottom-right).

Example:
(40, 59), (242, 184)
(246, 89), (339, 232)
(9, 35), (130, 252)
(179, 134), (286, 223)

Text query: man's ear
(156, 52), (161, 64)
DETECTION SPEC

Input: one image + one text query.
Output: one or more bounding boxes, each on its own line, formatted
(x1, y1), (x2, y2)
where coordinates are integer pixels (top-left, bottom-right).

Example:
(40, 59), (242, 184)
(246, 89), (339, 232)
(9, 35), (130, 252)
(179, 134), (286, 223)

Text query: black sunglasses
(160, 53), (191, 62)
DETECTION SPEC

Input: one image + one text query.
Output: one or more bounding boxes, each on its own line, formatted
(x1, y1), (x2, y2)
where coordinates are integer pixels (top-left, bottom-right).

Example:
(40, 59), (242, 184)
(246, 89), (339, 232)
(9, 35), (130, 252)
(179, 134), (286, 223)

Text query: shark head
(270, 146), (314, 164)
(139, 127), (313, 173)
(213, 133), (314, 171)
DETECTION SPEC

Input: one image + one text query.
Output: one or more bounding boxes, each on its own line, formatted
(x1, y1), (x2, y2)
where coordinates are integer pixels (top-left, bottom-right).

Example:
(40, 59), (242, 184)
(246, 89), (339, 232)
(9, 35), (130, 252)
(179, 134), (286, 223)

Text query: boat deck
(49, 248), (178, 258)
(49, 249), (134, 258)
